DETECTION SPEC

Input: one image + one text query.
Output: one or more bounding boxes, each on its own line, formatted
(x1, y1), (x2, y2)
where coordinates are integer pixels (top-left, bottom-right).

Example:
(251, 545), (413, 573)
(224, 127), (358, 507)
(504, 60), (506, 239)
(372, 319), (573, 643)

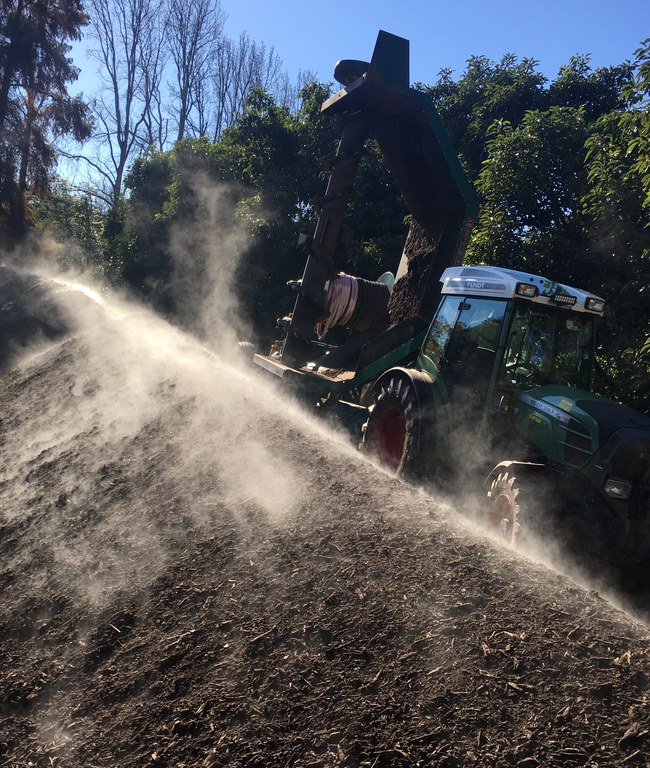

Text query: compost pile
(2, 269), (650, 768)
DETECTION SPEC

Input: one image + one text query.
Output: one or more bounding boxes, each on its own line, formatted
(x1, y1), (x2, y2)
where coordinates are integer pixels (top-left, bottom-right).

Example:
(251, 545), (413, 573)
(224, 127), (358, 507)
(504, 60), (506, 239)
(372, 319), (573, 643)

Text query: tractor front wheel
(487, 471), (523, 545)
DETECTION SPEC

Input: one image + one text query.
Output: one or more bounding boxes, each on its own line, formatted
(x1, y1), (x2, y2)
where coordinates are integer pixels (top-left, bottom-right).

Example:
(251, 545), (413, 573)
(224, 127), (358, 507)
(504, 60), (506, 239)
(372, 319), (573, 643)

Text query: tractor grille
(561, 418), (592, 467)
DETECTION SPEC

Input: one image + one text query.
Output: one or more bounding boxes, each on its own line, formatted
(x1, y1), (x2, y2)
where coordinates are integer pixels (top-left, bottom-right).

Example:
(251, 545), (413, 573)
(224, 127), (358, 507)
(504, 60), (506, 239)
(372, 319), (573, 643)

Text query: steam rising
(5, 178), (650, 768)
(1, 286), (313, 602)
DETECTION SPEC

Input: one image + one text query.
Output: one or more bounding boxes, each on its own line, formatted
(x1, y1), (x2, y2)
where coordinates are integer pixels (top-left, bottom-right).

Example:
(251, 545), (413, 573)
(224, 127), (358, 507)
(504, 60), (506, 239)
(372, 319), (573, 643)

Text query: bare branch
(165, 0), (225, 142)
(86, 0), (163, 200)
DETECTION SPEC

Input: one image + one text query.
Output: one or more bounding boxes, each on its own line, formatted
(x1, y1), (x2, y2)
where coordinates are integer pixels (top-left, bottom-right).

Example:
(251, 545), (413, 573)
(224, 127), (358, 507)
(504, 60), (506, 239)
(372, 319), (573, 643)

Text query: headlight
(585, 296), (606, 313)
(515, 282), (538, 298)
(604, 478), (633, 500)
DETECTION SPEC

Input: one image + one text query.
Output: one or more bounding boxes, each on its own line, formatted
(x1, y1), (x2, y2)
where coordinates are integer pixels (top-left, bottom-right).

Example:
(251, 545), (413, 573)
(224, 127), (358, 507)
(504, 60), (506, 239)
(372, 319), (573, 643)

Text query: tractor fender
(483, 460), (547, 492)
(372, 367), (454, 474)
(370, 367), (435, 412)
(370, 367), (439, 437)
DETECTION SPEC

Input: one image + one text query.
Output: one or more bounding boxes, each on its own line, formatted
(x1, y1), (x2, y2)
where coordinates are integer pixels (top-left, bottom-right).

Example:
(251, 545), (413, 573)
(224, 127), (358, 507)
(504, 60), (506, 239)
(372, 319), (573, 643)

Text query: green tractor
(251, 32), (650, 587)
(362, 264), (650, 577)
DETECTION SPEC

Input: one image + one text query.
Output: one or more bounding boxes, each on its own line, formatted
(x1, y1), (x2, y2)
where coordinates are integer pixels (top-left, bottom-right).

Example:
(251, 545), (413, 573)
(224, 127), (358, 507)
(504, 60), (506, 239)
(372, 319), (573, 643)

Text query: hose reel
(317, 271), (394, 338)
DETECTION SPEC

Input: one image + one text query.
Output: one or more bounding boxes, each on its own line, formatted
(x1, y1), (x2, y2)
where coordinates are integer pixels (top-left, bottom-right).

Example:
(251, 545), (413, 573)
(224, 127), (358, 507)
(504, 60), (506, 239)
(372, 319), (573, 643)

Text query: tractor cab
(416, 266), (605, 449)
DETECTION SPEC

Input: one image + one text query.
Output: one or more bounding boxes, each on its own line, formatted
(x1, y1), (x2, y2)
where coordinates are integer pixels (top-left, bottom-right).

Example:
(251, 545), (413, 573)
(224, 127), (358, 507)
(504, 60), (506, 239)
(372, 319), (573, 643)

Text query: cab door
(421, 295), (508, 427)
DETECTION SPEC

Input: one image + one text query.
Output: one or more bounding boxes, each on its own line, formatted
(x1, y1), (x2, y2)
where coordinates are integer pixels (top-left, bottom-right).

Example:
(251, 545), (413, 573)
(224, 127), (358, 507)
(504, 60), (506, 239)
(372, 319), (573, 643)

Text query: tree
(0, 0), (91, 239)
(165, 0), (225, 143)
(548, 54), (631, 121)
(34, 180), (105, 270)
(462, 47), (649, 410)
(83, 2), (296, 200)
(111, 86), (324, 335)
(423, 53), (631, 181)
(421, 54), (548, 178)
(618, 39), (650, 209)
(468, 106), (590, 281)
(82, 41), (648, 415)
(208, 33), (287, 141)
(581, 40), (650, 411)
(196, 88), (306, 334)
(138, 4), (168, 152)
(87, 0), (162, 203)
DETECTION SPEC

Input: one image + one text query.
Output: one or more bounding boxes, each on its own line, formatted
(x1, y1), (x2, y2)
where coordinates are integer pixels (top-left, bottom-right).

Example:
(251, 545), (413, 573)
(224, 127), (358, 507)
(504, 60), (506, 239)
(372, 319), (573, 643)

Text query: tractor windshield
(499, 301), (596, 390)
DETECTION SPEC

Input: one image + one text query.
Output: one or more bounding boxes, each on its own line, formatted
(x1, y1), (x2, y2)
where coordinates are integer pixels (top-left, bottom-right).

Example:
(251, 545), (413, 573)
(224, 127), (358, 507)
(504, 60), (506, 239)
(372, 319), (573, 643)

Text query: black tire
(362, 370), (433, 478)
(486, 471), (523, 545)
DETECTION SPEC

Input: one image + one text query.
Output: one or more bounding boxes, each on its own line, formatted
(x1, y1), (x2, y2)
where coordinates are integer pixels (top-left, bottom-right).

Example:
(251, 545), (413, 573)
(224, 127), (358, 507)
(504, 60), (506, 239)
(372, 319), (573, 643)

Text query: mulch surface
(2, 284), (650, 767)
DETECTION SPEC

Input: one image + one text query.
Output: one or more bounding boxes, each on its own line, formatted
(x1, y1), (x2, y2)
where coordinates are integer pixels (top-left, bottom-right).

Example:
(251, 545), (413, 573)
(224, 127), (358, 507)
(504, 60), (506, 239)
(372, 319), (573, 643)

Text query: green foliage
(580, 41), (650, 412)
(464, 45), (649, 411)
(99, 196), (137, 284)
(424, 53), (632, 182)
(294, 82), (339, 196)
(34, 180), (104, 270)
(111, 84), (408, 341)
(27, 38), (647, 411)
(119, 139), (226, 313)
(422, 54), (548, 178)
(221, 89), (320, 337)
(0, 0), (91, 241)
(109, 89), (326, 336)
(619, 39), (650, 209)
(468, 106), (589, 279)
(219, 88), (300, 209)
(342, 140), (407, 279)
(549, 55), (630, 120)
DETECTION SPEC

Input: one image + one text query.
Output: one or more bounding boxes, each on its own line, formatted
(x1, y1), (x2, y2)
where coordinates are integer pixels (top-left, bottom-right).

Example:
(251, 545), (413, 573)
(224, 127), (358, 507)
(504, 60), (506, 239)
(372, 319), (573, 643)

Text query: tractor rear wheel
(362, 372), (430, 477)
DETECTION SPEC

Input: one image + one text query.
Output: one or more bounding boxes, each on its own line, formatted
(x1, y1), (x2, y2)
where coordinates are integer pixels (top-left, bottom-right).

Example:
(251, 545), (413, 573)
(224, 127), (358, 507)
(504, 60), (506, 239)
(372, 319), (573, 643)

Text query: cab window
(498, 302), (595, 388)
(423, 296), (507, 402)
(422, 296), (463, 368)
(442, 298), (507, 387)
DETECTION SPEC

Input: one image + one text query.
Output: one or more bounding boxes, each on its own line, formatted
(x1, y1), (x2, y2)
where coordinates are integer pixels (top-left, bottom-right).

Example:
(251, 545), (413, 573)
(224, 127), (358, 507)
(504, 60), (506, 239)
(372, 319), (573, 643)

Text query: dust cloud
(0, 179), (358, 614)
(0, 183), (642, 625)
(6, 187), (650, 768)
(164, 174), (248, 347)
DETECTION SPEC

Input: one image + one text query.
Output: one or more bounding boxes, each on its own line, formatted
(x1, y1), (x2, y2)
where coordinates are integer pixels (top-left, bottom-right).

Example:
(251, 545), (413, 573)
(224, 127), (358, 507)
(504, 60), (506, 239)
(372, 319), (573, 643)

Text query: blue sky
(70, 0), (649, 95)
(219, 0), (649, 85)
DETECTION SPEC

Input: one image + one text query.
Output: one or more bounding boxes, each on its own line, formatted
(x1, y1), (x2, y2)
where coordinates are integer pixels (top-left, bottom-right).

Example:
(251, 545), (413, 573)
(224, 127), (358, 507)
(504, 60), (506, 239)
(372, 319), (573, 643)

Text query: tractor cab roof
(440, 265), (605, 315)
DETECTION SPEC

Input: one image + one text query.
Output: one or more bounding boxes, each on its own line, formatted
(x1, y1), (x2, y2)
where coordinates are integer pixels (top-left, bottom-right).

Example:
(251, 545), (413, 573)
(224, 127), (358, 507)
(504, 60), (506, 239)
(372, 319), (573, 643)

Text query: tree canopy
(462, 44), (649, 411)
(1, 10), (648, 410)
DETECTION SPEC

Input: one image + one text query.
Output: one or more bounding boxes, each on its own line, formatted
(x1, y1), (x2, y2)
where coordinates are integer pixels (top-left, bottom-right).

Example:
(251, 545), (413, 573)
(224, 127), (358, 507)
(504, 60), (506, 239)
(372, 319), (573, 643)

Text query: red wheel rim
(371, 406), (406, 472)
(488, 493), (515, 541)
